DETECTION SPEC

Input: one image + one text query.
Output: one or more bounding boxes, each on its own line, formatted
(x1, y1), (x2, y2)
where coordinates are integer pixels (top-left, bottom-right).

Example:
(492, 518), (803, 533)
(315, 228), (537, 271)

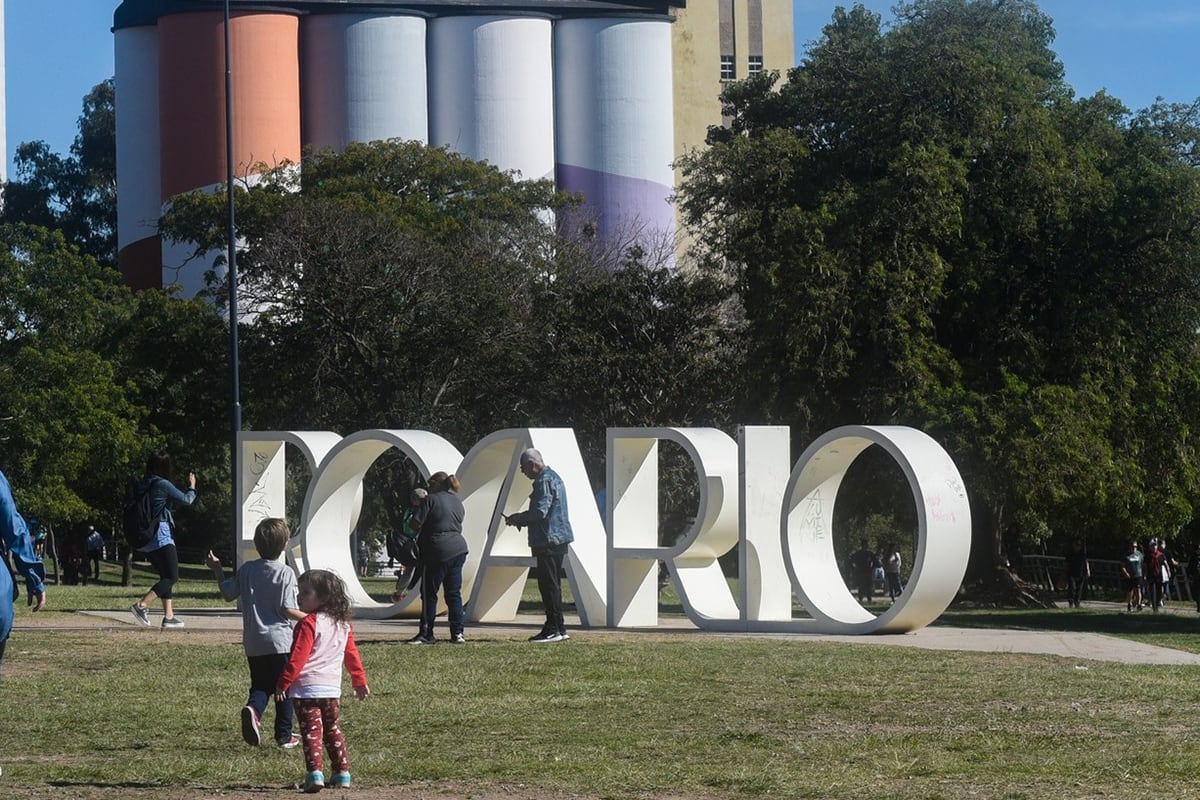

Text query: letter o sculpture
(782, 426), (971, 634)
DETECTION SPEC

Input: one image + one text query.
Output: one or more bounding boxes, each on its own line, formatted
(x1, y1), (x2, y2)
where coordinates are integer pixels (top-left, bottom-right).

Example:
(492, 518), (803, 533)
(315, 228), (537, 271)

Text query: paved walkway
(77, 603), (1200, 666)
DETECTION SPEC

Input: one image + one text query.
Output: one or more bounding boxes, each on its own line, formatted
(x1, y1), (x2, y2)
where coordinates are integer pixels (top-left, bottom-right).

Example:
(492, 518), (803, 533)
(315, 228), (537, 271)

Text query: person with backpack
(406, 473), (468, 645)
(128, 451), (197, 629)
(390, 487), (426, 602)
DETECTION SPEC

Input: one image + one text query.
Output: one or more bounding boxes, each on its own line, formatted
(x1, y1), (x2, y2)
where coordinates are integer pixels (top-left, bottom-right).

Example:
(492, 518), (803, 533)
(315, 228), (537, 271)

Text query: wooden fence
(1020, 554), (1194, 602)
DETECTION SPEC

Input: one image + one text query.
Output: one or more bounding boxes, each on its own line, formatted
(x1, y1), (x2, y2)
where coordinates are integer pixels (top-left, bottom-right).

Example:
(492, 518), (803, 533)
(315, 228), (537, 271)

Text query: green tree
(2, 80), (117, 267)
(160, 140), (742, 538)
(677, 0), (1200, 572)
(0, 223), (142, 524)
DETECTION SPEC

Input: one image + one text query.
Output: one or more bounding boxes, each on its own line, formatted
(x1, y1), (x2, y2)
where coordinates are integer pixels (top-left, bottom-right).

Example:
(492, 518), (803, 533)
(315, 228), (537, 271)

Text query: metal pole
(224, 0), (242, 545)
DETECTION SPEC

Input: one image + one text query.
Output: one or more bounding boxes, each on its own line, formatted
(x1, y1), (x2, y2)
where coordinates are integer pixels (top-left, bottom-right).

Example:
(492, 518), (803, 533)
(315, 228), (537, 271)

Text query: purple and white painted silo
(428, 15), (555, 182)
(302, 13), (429, 151)
(554, 17), (676, 260)
(114, 24), (163, 290)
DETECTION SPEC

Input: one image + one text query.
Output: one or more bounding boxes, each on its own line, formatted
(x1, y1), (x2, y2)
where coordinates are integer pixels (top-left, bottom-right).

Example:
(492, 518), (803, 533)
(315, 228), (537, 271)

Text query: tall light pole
(224, 0), (242, 541)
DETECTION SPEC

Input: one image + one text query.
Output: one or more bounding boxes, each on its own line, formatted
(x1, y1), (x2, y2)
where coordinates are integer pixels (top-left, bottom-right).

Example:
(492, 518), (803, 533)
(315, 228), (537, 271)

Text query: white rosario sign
(239, 425), (970, 635)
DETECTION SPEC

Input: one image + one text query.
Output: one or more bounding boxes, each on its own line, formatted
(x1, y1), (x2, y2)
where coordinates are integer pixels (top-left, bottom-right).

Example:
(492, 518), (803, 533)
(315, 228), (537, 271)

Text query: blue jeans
(420, 552), (467, 638)
(247, 652), (294, 743)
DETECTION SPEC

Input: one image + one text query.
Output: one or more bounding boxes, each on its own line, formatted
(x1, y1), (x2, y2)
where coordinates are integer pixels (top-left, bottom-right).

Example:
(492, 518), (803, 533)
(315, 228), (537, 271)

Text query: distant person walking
(1189, 543), (1200, 613)
(128, 451), (197, 629)
(848, 540), (876, 603)
(505, 448), (575, 643)
(1146, 539), (1168, 612)
(1121, 541), (1144, 612)
(1064, 539), (1090, 608)
(883, 542), (904, 601)
(85, 525), (105, 582)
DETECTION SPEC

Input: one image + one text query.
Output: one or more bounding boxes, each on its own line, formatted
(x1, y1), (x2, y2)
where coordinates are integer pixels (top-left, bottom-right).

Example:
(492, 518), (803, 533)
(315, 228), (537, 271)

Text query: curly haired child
(276, 569), (370, 793)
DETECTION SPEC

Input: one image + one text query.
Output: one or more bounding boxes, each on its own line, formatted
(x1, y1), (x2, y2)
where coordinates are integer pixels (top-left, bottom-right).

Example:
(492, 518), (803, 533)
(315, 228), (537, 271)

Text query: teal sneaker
(303, 770), (325, 793)
(330, 771), (351, 787)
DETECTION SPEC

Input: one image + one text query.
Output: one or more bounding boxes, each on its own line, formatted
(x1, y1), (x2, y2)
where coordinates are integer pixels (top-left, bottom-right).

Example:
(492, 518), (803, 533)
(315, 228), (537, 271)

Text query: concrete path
(78, 605), (1200, 666)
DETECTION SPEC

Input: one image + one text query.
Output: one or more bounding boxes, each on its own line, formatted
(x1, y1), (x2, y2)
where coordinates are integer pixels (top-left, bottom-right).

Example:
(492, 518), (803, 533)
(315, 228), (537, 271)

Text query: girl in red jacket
(276, 569), (370, 793)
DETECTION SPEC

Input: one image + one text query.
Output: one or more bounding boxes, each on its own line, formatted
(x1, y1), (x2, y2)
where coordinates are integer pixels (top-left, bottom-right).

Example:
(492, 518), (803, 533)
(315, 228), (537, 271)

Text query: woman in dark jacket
(129, 451), (196, 628)
(407, 471), (468, 645)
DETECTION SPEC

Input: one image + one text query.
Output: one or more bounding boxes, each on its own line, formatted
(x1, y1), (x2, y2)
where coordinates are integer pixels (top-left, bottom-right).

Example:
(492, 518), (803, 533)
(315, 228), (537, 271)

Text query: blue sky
(5, 1), (1200, 177)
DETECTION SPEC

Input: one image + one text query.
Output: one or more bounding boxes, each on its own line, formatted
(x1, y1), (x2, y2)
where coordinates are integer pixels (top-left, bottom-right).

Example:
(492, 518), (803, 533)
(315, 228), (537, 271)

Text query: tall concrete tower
(112, 0), (792, 293)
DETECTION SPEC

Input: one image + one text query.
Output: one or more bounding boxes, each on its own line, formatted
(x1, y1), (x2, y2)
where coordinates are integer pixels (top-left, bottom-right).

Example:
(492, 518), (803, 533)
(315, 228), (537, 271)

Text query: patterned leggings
(292, 697), (349, 775)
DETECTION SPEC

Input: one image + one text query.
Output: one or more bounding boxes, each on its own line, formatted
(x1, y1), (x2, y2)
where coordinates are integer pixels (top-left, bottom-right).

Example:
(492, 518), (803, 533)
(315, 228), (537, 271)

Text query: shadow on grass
(936, 607), (1200, 636)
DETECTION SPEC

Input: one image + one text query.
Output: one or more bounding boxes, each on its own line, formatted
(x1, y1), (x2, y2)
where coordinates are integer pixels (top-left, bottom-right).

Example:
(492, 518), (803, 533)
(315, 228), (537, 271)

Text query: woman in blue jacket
(129, 451), (196, 629)
(0, 468), (48, 680)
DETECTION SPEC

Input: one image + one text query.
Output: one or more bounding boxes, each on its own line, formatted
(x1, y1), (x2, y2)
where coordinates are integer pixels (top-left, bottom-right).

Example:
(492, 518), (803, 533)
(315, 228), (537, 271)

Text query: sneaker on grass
(241, 705), (261, 747)
(450, 632), (466, 644)
(330, 771), (351, 787)
(161, 617), (185, 629)
(406, 633), (436, 645)
(277, 734), (300, 749)
(528, 629), (564, 643)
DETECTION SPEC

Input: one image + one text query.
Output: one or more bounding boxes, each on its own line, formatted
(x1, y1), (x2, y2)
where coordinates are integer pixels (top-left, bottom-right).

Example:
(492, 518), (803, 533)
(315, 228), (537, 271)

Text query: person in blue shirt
(128, 451), (197, 629)
(505, 448), (575, 643)
(0, 468), (48, 681)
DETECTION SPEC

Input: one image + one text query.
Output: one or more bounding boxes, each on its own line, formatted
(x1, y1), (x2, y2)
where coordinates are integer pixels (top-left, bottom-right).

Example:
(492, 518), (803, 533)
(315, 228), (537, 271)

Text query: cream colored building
(672, 0), (795, 180)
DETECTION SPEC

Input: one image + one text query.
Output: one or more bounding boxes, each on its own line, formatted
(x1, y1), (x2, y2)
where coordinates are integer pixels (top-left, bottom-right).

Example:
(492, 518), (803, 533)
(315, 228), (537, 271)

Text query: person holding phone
(505, 448), (575, 643)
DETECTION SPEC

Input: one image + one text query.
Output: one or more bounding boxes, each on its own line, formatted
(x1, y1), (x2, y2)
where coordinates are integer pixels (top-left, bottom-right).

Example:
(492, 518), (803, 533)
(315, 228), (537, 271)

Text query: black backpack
(122, 479), (161, 548)
(387, 528), (420, 568)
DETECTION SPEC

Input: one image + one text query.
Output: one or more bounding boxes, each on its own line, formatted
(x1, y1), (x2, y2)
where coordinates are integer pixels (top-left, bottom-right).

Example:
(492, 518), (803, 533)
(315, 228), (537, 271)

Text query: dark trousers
(1067, 575), (1086, 607)
(89, 551), (102, 580)
(419, 552), (466, 637)
(534, 543), (568, 634)
(885, 572), (903, 600)
(1148, 578), (1164, 609)
(855, 571), (874, 602)
(247, 652), (294, 744)
(145, 543), (179, 599)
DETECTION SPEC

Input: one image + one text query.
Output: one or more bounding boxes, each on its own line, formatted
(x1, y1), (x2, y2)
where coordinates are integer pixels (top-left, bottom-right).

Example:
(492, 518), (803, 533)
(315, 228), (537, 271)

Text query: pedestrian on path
(128, 451), (196, 629)
(1122, 540), (1144, 611)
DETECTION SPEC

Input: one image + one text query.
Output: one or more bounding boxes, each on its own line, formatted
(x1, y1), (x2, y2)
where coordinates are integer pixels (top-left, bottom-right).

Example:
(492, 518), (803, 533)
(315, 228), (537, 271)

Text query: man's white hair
(519, 448), (545, 467)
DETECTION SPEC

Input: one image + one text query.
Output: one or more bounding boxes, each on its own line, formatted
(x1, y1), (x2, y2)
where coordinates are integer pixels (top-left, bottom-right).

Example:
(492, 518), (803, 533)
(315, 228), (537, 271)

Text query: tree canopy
(2, 81), (117, 268)
(159, 140), (740, 537)
(677, 0), (1200, 565)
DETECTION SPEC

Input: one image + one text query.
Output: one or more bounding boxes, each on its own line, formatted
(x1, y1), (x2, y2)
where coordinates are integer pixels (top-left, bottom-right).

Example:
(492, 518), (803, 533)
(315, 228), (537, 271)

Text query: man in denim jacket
(505, 448), (575, 643)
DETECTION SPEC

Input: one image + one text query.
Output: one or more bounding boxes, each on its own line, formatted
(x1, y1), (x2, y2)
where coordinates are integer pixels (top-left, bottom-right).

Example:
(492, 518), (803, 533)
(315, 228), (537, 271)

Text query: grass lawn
(4, 562), (1199, 799)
